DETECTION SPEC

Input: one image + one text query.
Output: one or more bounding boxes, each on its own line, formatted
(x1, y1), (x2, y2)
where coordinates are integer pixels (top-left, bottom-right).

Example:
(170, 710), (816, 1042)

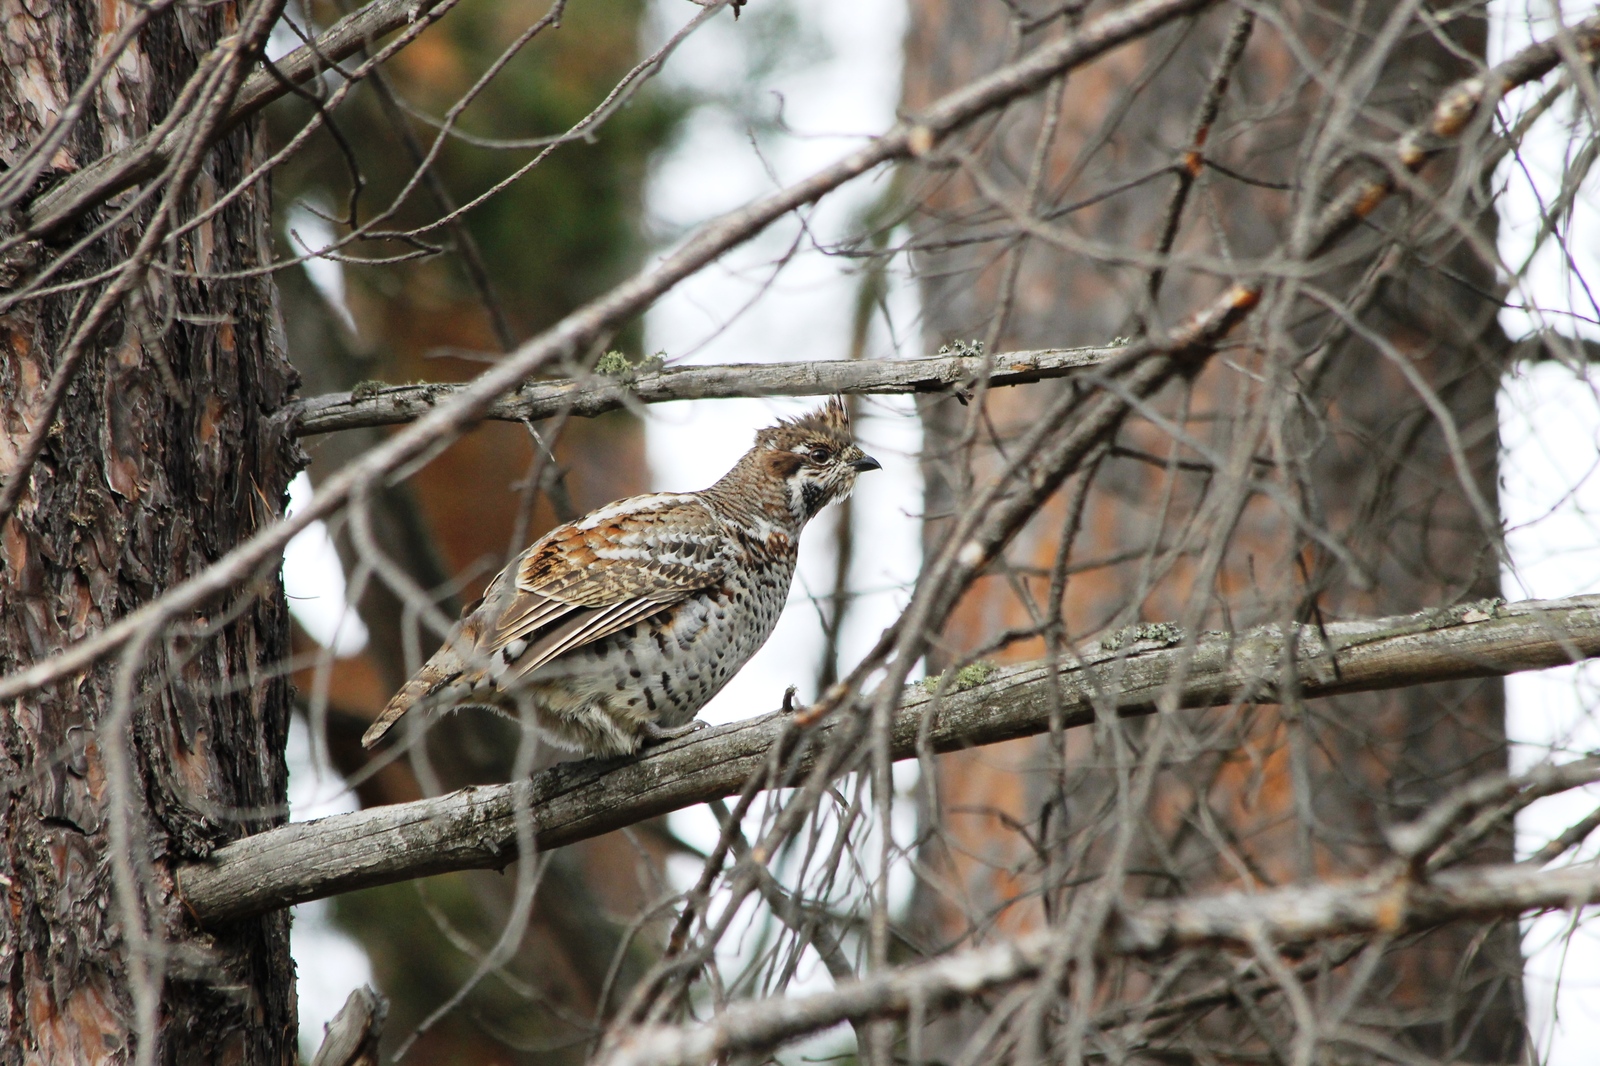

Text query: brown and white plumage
(362, 397), (880, 757)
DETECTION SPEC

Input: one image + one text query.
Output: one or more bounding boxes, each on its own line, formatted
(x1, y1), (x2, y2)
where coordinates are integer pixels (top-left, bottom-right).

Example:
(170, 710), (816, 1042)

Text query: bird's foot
(787, 682), (845, 727)
(639, 719), (708, 746)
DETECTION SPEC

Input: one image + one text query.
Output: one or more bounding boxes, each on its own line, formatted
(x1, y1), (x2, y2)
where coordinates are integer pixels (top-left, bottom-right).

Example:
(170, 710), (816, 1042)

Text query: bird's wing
(363, 495), (733, 750)
(482, 494), (731, 679)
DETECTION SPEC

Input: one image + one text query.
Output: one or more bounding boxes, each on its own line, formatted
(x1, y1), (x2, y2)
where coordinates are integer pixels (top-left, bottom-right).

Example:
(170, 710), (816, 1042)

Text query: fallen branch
(597, 859), (1600, 1066)
(177, 594), (1600, 924)
(285, 345), (1120, 435)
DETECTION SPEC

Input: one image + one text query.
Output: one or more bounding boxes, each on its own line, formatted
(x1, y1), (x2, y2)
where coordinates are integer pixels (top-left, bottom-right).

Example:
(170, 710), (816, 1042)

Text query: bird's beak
(851, 454), (882, 472)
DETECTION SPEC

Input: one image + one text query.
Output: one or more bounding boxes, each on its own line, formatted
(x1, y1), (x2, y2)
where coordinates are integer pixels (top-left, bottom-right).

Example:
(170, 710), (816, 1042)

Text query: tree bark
(0, 3), (299, 1060)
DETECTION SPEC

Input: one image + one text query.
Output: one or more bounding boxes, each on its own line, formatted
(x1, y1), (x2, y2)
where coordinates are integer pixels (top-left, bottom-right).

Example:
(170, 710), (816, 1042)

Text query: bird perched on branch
(361, 397), (880, 758)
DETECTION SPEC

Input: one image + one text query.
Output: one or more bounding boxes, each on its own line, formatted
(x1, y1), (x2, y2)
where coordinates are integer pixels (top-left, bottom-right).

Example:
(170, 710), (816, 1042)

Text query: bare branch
(21, 0), (460, 236)
(310, 986), (388, 1066)
(1387, 757), (1600, 875)
(598, 860), (1600, 1066)
(285, 346), (1121, 436)
(1116, 861), (1600, 953)
(177, 594), (1600, 924)
(1302, 13), (1600, 259)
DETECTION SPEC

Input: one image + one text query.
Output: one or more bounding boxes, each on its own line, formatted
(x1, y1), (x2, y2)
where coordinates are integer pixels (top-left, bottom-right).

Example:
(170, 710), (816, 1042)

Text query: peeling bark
(0, 3), (298, 1061)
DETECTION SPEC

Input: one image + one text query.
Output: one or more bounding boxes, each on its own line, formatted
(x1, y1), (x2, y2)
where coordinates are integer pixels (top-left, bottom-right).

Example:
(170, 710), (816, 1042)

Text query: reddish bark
(1, 3), (299, 1060)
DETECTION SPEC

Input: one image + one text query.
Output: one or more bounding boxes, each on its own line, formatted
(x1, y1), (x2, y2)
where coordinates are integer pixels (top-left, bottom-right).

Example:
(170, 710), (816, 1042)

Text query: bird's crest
(756, 396), (853, 449)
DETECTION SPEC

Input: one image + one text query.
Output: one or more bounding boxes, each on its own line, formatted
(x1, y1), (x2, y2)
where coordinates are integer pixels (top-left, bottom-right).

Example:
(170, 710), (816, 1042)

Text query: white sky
(284, 713), (371, 1059)
(281, 0), (1600, 1059)
(284, 472), (368, 657)
(1502, 361), (1600, 1063)
(1492, 2), (1600, 1061)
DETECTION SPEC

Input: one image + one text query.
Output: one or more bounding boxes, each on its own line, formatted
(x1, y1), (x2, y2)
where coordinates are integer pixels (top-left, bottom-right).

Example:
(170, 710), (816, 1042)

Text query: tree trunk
(902, 3), (1521, 1060)
(0, 3), (299, 1061)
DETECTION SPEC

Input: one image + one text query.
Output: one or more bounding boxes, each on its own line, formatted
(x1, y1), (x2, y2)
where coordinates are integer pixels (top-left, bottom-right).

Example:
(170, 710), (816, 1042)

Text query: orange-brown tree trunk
(902, 3), (1520, 1059)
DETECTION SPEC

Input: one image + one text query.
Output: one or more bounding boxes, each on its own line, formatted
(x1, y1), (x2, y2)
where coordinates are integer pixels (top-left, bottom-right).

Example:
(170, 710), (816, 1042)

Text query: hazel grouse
(361, 397), (880, 757)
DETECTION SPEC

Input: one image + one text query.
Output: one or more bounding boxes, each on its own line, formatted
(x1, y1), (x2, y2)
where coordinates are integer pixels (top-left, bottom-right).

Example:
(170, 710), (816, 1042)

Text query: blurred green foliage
(272, 0), (684, 353)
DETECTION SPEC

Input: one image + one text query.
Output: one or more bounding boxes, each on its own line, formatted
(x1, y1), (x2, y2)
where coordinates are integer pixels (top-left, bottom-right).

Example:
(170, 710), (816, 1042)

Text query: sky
(1491, 2), (1600, 1060)
(1502, 364), (1600, 1061)
(280, 0), (1600, 1060)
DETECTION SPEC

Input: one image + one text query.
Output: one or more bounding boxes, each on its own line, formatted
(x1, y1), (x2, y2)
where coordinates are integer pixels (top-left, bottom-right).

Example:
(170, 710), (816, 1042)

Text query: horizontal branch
(0, 0), (1215, 705)
(599, 859), (1600, 1066)
(24, 0), (456, 236)
(285, 346), (1120, 435)
(177, 594), (1600, 924)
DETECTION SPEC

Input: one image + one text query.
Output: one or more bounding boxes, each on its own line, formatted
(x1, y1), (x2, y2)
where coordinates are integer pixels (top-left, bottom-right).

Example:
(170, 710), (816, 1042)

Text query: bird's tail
(361, 649), (464, 749)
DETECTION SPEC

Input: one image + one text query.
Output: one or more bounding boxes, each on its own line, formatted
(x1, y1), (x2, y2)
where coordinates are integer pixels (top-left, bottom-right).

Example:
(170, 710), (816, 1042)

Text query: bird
(361, 397), (881, 758)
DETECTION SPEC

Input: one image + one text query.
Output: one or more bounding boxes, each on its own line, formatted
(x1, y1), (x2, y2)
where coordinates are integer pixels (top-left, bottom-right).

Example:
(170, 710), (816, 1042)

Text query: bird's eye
(805, 444), (834, 463)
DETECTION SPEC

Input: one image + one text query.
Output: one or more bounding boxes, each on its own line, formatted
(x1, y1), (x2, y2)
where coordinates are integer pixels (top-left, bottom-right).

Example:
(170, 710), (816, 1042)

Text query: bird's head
(754, 397), (881, 524)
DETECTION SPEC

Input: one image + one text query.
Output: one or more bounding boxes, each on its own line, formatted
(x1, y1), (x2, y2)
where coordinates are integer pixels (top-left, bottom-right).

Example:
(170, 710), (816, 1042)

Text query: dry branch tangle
(23, 0), (458, 236)
(0, 0), (1216, 706)
(600, 861), (1600, 1066)
(286, 346), (1121, 435)
(178, 594), (1600, 924)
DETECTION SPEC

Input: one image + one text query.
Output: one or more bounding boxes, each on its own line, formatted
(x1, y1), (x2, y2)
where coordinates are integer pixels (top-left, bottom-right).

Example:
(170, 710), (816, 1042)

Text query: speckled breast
(531, 552), (797, 729)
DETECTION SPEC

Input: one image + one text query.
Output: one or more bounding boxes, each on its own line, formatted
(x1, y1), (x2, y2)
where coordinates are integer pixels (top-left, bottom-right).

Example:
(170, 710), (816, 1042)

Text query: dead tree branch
(310, 986), (388, 1066)
(20, 0), (461, 236)
(285, 346), (1121, 435)
(597, 860), (1600, 1066)
(177, 594), (1600, 924)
